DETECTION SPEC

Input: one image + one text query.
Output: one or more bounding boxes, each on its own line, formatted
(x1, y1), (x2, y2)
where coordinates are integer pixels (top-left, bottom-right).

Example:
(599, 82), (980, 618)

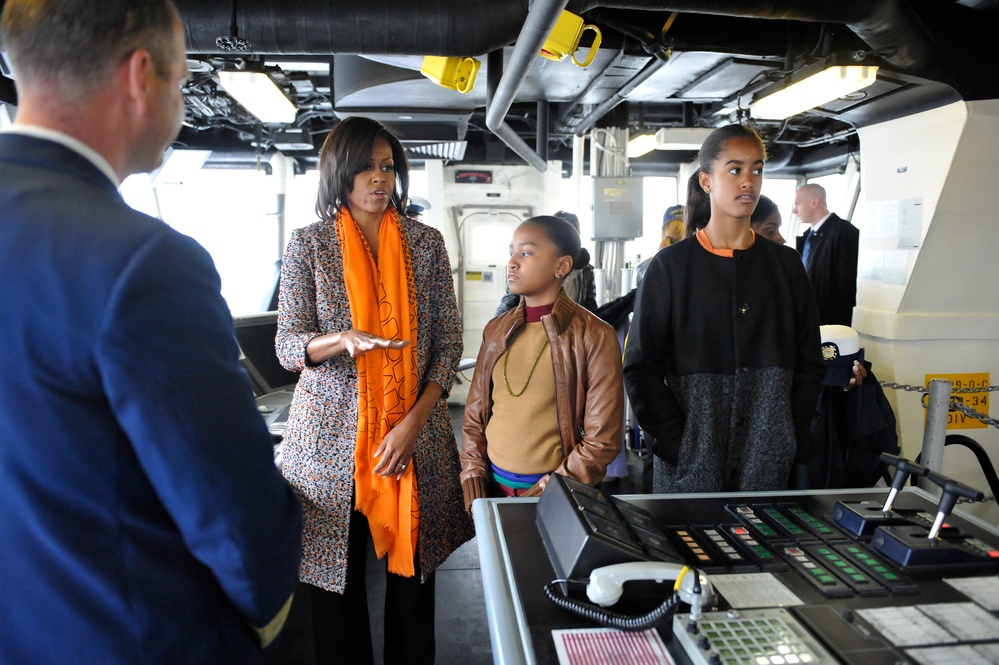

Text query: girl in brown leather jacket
(459, 215), (624, 513)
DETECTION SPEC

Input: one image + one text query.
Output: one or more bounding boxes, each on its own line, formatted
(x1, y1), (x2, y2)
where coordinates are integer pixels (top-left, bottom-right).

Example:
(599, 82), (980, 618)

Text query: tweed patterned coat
(276, 212), (473, 593)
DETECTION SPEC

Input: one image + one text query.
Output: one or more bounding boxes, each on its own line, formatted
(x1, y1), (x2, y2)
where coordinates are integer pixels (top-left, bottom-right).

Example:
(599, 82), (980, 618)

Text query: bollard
(917, 378), (951, 492)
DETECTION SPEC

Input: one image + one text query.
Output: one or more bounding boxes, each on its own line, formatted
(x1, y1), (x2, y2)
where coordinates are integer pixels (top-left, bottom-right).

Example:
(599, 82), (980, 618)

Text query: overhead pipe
(582, 8), (673, 62)
(567, 10), (677, 136)
(175, 0), (531, 56)
(536, 101), (550, 163)
(553, 42), (627, 130)
(177, 0), (928, 71)
(579, 0), (933, 71)
(554, 9), (674, 134)
(171, 0), (938, 168)
(486, 49), (503, 110)
(572, 56), (670, 136)
(484, 0), (571, 171)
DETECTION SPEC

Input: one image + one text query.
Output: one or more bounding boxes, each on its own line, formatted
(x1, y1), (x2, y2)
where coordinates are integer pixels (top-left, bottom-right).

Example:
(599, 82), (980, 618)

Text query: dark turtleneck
(525, 302), (555, 323)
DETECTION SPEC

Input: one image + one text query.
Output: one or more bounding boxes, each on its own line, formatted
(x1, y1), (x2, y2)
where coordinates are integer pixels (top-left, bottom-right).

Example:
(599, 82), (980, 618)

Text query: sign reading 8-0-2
(924, 373), (990, 430)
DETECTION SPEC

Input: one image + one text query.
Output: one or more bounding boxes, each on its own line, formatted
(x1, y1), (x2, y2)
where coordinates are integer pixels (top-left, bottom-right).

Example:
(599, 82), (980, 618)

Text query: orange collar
(696, 228), (756, 257)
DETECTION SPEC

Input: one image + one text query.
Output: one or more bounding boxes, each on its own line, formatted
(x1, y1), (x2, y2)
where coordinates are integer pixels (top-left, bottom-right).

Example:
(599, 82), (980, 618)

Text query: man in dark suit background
(794, 183), (860, 326)
(0, 1), (301, 663)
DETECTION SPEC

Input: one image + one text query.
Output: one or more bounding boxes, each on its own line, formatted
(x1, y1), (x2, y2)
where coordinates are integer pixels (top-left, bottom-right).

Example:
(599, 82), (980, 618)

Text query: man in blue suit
(0, 1), (302, 663)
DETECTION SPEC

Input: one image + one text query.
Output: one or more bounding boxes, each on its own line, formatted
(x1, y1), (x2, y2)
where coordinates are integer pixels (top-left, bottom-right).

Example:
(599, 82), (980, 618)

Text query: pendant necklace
(503, 333), (550, 398)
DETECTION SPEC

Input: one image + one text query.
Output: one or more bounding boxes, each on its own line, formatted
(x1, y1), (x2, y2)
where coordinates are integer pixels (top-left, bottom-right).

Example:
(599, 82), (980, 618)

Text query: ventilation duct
(580, 0), (934, 70)
(175, 0), (530, 56)
(176, 0), (931, 69)
(170, 0), (942, 171)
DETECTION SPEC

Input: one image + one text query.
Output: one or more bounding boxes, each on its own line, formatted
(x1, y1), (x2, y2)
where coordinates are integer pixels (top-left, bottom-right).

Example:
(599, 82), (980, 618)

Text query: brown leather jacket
(460, 289), (624, 506)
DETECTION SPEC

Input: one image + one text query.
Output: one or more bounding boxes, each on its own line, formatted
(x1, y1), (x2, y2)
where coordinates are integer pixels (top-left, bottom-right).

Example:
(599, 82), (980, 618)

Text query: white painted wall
(437, 161), (563, 402)
(854, 100), (999, 523)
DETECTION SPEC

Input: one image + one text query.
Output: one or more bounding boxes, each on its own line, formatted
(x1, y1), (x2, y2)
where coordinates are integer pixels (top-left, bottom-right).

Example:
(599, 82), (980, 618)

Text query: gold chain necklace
(503, 334), (550, 398)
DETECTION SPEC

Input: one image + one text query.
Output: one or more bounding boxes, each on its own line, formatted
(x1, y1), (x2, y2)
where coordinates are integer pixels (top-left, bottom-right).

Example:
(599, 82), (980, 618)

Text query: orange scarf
(337, 206), (420, 577)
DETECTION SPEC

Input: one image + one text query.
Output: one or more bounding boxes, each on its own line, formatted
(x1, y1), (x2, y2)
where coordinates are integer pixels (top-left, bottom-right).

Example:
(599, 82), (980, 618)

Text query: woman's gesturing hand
(305, 329), (409, 365)
(340, 329), (410, 358)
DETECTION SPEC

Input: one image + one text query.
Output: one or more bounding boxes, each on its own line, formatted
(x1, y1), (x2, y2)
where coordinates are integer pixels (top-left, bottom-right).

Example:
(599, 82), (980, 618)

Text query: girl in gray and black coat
(623, 124), (825, 493)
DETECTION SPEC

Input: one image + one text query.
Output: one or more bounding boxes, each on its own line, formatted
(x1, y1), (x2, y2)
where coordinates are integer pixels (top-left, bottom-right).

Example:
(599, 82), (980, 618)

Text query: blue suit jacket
(0, 134), (302, 664)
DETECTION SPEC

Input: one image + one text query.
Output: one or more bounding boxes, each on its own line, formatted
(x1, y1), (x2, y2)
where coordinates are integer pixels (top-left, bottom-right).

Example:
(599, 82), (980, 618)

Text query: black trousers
(310, 510), (436, 665)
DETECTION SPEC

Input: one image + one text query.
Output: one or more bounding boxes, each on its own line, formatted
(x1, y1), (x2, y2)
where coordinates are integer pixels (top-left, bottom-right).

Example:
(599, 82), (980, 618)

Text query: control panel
(533, 462), (999, 665)
(663, 490), (999, 664)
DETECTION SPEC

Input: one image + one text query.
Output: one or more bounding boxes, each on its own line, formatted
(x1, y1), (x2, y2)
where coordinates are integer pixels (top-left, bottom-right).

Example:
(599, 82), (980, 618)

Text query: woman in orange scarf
(276, 117), (472, 664)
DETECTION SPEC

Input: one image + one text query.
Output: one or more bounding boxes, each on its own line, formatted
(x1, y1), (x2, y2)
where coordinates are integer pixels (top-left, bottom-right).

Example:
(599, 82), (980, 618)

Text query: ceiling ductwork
(177, 1), (932, 73)
(579, 0), (935, 71)
(481, 0), (937, 171)
(176, 0), (531, 56)
(145, 0), (994, 174)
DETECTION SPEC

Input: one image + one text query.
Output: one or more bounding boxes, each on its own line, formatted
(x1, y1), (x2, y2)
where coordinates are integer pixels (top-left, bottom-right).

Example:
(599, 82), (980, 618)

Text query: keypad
(673, 609), (832, 665)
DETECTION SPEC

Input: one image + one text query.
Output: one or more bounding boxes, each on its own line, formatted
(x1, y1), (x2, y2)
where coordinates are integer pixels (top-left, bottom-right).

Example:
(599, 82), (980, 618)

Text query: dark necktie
(801, 229), (813, 268)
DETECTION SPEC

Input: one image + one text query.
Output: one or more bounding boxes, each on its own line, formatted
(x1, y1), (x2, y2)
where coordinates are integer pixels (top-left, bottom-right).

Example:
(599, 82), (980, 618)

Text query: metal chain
(880, 381), (998, 430)
(879, 382), (930, 393)
(878, 382), (997, 498)
(952, 385), (999, 394)
(879, 382), (999, 394)
(949, 398), (999, 429)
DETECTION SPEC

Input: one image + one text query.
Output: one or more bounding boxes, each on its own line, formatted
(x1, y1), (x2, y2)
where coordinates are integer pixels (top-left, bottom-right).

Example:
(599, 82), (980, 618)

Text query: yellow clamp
(539, 10), (602, 68)
(420, 55), (481, 94)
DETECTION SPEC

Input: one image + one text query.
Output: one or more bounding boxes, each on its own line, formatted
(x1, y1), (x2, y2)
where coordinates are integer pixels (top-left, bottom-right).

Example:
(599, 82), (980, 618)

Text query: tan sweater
(484, 322), (562, 474)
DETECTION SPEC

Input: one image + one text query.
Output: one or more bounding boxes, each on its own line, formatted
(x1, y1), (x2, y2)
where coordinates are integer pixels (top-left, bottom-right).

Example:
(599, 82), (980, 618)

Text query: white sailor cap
(405, 195), (431, 216)
(820, 325), (864, 386)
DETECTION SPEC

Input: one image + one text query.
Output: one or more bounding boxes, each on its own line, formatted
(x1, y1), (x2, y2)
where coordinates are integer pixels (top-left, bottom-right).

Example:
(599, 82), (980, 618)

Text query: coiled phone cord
(543, 580), (680, 632)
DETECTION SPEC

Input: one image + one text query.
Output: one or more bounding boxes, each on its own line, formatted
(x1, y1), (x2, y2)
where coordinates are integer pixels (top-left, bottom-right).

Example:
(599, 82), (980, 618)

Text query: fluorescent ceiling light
(626, 133), (658, 158)
(268, 61), (329, 72)
(218, 70), (297, 124)
(404, 141), (468, 161)
(655, 127), (714, 150)
(750, 65), (878, 120)
(253, 129), (314, 152)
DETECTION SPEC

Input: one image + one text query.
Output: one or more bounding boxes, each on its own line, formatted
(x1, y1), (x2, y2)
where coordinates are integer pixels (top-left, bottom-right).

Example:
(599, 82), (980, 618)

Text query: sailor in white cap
(405, 195), (432, 220)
